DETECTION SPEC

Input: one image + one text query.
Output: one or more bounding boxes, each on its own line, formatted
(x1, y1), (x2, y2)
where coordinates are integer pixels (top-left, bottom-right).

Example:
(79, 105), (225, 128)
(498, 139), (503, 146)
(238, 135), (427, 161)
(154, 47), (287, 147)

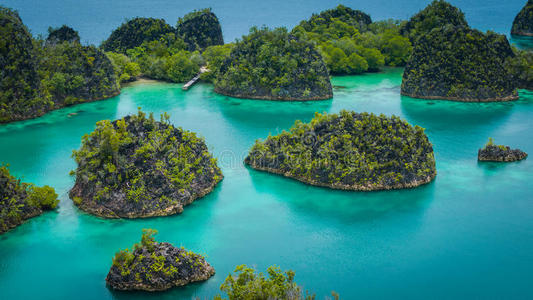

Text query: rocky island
(106, 229), (215, 291)
(512, 0), (533, 36)
(69, 109), (222, 218)
(214, 27), (333, 101)
(46, 25), (81, 45)
(245, 110), (436, 191)
(478, 138), (528, 162)
(101, 18), (175, 53)
(401, 25), (518, 102)
(400, 0), (468, 42)
(176, 8), (224, 51)
(0, 165), (59, 234)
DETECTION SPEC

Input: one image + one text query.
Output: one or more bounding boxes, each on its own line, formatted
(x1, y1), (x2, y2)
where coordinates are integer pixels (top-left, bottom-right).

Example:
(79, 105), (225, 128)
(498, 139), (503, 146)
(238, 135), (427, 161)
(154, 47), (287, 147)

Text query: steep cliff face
(0, 165), (59, 234)
(176, 9), (224, 51)
(0, 6), (43, 122)
(101, 18), (174, 53)
(69, 110), (223, 219)
(401, 26), (518, 102)
(512, 0), (533, 36)
(245, 110), (436, 191)
(46, 25), (80, 45)
(401, 0), (468, 42)
(215, 27), (332, 101)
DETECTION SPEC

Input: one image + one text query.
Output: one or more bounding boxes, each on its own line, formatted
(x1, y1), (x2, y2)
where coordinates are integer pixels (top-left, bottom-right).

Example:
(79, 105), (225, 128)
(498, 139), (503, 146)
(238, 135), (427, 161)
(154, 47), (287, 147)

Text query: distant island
(176, 8), (224, 51)
(512, 1), (533, 37)
(69, 109), (222, 218)
(478, 138), (528, 162)
(245, 110), (436, 191)
(0, 165), (59, 234)
(106, 229), (215, 291)
(214, 27), (332, 101)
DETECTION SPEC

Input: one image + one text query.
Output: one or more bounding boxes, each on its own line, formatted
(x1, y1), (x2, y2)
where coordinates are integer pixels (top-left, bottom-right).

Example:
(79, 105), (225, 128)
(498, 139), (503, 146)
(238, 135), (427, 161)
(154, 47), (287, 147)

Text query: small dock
(182, 66), (208, 91)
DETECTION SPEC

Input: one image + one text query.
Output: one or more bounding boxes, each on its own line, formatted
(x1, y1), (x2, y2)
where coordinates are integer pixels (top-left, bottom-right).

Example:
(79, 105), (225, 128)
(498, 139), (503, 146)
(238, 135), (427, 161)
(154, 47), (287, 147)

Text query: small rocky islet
(106, 229), (215, 291)
(512, 0), (533, 37)
(69, 109), (223, 218)
(0, 165), (59, 234)
(478, 139), (528, 162)
(245, 110), (437, 191)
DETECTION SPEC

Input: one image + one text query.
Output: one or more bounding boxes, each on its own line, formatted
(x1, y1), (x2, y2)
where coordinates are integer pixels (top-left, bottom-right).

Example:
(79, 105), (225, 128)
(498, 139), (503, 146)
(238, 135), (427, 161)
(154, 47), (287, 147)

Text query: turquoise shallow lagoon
(1, 68), (533, 299)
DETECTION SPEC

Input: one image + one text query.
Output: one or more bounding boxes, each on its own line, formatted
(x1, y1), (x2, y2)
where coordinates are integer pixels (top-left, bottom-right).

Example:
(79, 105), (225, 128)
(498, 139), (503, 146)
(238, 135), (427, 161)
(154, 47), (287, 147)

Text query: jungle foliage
(246, 110), (436, 190)
(214, 27), (333, 100)
(176, 8), (224, 51)
(512, 0), (533, 36)
(0, 164), (59, 234)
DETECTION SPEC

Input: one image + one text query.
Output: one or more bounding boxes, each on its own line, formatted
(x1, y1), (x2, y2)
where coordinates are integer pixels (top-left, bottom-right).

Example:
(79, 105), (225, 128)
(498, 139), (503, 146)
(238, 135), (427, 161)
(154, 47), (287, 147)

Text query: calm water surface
(1, 69), (533, 299)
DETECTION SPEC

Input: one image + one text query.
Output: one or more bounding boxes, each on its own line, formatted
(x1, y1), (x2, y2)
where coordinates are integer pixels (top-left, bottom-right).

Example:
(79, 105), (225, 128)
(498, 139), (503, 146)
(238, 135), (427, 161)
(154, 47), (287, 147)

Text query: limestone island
(69, 109), (223, 218)
(478, 138), (528, 162)
(0, 6), (119, 123)
(0, 165), (59, 234)
(401, 25), (518, 102)
(400, 0), (468, 42)
(245, 110), (436, 191)
(214, 27), (333, 101)
(512, 1), (533, 37)
(176, 8), (224, 51)
(106, 229), (215, 291)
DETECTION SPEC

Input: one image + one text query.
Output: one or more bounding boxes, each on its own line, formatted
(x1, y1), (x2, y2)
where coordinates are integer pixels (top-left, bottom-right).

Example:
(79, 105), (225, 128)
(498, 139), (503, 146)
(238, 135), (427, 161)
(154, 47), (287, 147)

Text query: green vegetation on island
(0, 6), (119, 123)
(69, 109), (223, 218)
(106, 229), (215, 291)
(0, 165), (59, 234)
(400, 0), (468, 42)
(176, 8), (224, 51)
(292, 5), (413, 74)
(478, 138), (528, 162)
(401, 25), (518, 101)
(512, 0), (533, 36)
(245, 110), (436, 191)
(101, 18), (174, 54)
(214, 265), (337, 300)
(214, 27), (333, 100)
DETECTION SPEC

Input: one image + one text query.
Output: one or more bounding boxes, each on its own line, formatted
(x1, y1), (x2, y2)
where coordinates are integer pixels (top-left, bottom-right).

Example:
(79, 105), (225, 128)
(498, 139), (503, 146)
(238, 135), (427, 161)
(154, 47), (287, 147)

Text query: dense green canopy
(400, 0), (468, 42)
(296, 4), (372, 32)
(101, 18), (174, 53)
(245, 110), (436, 191)
(215, 27), (332, 100)
(46, 25), (80, 45)
(402, 25), (517, 101)
(176, 8), (224, 51)
(0, 165), (59, 234)
(69, 109), (223, 218)
(512, 0), (533, 36)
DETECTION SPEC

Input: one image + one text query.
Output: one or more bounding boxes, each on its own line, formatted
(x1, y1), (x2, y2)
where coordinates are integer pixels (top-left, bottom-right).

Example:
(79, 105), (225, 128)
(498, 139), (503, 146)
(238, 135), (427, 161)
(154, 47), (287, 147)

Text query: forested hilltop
(292, 5), (412, 75)
(214, 27), (333, 101)
(0, 7), (119, 123)
(176, 8), (224, 51)
(512, 0), (533, 36)
(0, 165), (59, 234)
(245, 110), (436, 191)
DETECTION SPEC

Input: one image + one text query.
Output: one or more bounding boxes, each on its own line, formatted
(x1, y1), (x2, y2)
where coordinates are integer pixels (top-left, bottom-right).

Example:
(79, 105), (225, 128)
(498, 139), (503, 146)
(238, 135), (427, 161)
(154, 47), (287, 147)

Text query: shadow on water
(246, 167), (435, 223)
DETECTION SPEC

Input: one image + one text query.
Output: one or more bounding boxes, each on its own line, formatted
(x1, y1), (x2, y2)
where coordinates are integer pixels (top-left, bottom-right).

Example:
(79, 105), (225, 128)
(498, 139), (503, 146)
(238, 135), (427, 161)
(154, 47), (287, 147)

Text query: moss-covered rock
(401, 26), (518, 101)
(0, 165), (59, 234)
(46, 25), (80, 46)
(478, 139), (528, 162)
(101, 18), (174, 53)
(38, 42), (120, 106)
(245, 110), (436, 191)
(400, 0), (468, 42)
(214, 27), (333, 101)
(0, 6), (43, 122)
(176, 8), (224, 51)
(106, 229), (215, 291)
(296, 4), (372, 32)
(69, 109), (223, 218)
(512, 1), (533, 36)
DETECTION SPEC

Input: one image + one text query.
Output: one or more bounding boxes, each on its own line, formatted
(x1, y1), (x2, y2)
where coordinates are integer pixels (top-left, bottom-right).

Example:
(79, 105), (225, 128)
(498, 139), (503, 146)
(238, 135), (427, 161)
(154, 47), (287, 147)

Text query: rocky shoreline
(478, 145), (528, 162)
(401, 92), (519, 103)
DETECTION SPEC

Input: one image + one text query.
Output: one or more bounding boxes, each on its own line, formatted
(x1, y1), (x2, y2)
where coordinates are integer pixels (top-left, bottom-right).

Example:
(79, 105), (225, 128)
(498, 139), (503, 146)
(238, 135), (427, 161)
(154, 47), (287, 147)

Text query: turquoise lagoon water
(1, 69), (533, 299)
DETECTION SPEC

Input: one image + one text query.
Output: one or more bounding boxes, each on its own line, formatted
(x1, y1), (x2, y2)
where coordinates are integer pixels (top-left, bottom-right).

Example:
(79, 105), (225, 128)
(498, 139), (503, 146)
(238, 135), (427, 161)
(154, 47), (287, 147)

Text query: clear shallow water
(1, 68), (533, 299)
(0, 0), (526, 45)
